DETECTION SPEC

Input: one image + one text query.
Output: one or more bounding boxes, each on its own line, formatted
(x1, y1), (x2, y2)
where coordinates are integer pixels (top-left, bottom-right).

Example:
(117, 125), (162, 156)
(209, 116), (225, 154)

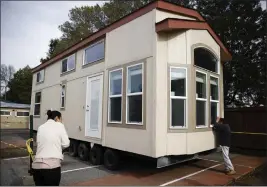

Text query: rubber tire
(69, 140), (78, 157)
(89, 145), (103, 165)
(78, 143), (90, 161)
(104, 149), (120, 170)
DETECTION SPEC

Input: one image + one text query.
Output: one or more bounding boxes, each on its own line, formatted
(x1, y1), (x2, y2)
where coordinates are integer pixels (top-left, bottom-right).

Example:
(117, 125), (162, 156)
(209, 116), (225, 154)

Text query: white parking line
(1, 156), (29, 161)
(159, 163), (222, 186)
(61, 165), (101, 174)
(198, 157), (253, 168)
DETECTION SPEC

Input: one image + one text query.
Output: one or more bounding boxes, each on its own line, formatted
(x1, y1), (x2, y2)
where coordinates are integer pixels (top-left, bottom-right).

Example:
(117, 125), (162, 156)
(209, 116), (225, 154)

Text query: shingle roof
(0, 101), (30, 109)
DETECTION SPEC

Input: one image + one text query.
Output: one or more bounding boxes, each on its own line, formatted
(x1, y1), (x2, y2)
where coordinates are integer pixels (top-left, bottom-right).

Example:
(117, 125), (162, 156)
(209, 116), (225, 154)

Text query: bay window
(126, 63), (143, 124)
(170, 67), (187, 128)
(210, 76), (219, 125)
(109, 69), (123, 123)
(196, 71), (207, 127)
(194, 46), (220, 128)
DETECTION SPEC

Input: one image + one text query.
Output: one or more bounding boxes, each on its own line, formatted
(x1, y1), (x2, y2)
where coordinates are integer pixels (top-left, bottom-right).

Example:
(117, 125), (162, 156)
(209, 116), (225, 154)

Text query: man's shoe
(226, 170), (236, 175)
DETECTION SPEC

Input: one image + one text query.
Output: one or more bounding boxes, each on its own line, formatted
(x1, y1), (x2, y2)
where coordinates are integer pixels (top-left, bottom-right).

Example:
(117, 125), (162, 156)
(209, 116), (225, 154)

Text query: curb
(225, 162), (267, 186)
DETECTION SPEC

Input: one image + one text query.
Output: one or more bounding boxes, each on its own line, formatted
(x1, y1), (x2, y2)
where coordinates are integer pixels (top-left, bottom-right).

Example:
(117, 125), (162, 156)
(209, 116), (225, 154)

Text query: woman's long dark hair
(47, 110), (53, 120)
(47, 110), (62, 120)
(52, 111), (61, 120)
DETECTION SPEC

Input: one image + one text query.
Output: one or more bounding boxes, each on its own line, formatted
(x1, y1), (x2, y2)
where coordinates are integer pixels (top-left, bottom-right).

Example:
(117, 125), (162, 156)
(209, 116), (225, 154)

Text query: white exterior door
(85, 73), (103, 139)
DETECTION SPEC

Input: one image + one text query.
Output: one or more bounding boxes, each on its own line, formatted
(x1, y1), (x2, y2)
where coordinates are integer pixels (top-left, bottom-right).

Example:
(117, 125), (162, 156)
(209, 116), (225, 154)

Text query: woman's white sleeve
(60, 124), (70, 148)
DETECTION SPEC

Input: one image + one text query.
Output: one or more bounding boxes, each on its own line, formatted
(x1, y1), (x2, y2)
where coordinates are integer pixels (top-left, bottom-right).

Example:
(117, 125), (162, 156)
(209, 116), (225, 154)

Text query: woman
(32, 110), (70, 186)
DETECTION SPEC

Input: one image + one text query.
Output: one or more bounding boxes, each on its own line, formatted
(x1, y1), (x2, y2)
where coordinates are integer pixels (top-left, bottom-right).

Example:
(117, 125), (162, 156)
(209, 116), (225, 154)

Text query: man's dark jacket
(212, 122), (231, 147)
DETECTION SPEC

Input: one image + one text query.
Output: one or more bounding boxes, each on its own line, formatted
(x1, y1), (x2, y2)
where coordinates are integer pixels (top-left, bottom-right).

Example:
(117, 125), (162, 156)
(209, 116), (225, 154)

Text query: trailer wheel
(89, 145), (103, 165)
(78, 143), (90, 161)
(69, 140), (78, 157)
(104, 149), (120, 170)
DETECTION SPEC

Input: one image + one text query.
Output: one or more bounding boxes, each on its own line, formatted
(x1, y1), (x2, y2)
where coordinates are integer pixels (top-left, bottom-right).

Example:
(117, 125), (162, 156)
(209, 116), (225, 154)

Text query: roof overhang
(156, 18), (232, 62)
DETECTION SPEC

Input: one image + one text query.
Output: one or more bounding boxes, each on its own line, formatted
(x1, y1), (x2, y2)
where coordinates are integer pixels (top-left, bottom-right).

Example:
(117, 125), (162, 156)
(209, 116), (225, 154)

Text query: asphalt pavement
(1, 129), (266, 186)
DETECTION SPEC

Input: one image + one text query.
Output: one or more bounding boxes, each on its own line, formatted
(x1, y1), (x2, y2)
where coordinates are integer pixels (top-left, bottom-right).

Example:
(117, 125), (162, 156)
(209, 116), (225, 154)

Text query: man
(212, 117), (236, 175)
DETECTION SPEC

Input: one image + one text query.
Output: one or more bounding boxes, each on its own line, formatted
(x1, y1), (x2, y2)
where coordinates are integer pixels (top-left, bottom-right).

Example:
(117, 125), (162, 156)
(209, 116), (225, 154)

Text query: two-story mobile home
(31, 0), (231, 170)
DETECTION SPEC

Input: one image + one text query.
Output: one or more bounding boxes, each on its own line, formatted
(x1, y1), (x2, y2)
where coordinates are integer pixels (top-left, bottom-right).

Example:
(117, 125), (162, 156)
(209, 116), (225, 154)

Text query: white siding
(167, 31), (188, 64)
(106, 11), (155, 68)
(156, 10), (196, 23)
(187, 131), (216, 154)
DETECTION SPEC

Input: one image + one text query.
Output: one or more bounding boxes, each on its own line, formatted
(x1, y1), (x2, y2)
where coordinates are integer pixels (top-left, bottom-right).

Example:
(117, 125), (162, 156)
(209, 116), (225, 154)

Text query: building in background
(0, 101), (30, 129)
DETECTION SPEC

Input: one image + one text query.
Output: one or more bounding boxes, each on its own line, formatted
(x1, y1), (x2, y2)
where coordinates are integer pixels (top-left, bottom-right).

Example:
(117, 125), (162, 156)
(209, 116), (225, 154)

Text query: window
(84, 40), (104, 65)
(36, 70), (44, 83)
(16, 111), (29, 117)
(210, 76), (219, 125)
(34, 92), (41, 116)
(61, 54), (75, 73)
(108, 69), (123, 123)
(196, 71), (207, 127)
(170, 67), (187, 128)
(194, 48), (218, 73)
(1, 110), (11, 116)
(126, 64), (143, 124)
(60, 85), (66, 108)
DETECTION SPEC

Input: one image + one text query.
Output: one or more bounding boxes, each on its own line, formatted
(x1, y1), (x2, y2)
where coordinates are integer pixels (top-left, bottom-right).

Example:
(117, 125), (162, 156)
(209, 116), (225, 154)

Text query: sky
(1, 1), (106, 71)
(1, 1), (266, 71)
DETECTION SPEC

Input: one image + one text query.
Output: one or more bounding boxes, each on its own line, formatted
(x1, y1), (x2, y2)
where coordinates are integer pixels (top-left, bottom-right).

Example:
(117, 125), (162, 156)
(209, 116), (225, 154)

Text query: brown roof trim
(156, 0), (205, 21)
(156, 18), (232, 61)
(32, 0), (209, 73)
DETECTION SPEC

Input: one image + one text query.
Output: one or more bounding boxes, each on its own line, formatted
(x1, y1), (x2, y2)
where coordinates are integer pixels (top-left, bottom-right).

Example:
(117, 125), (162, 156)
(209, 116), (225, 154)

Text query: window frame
(83, 39), (105, 66)
(60, 84), (66, 109)
(169, 66), (188, 129)
(194, 46), (220, 75)
(34, 92), (42, 116)
(16, 111), (30, 117)
(126, 63), (144, 125)
(108, 68), (123, 124)
(0, 110), (11, 116)
(61, 54), (76, 74)
(36, 70), (44, 83)
(195, 69), (208, 128)
(210, 75), (220, 126)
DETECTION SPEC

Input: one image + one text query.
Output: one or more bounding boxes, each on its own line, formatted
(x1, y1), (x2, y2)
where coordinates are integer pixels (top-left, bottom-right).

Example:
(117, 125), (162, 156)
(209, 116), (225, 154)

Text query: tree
(4, 65), (32, 104)
(195, 0), (266, 107)
(40, 0), (151, 61)
(41, 38), (60, 63)
(0, 64), (15, 100)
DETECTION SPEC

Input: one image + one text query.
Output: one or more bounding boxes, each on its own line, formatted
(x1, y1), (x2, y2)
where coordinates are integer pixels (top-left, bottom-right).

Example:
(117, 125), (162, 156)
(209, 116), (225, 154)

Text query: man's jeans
(220, 146), (234, 171)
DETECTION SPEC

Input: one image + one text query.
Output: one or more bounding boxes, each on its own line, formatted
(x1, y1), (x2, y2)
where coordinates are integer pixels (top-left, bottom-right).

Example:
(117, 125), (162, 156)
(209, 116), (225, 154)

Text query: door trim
(85, 72), (104, 139)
